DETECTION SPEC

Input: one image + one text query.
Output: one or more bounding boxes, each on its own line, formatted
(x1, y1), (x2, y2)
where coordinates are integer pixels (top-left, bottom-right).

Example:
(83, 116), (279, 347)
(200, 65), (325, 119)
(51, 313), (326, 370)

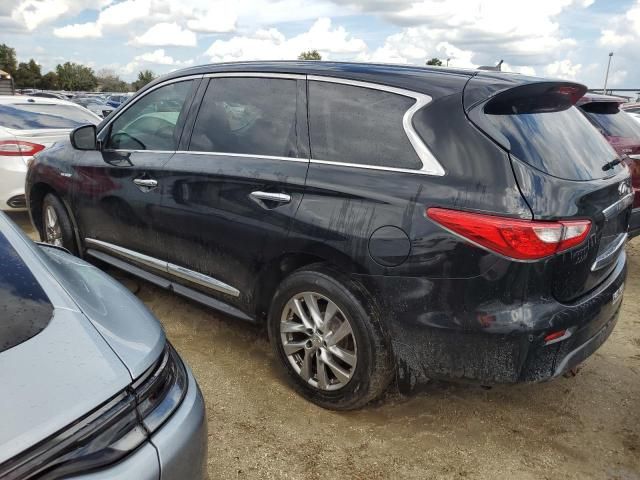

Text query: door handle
(133, 178), (158, 188)
(250, 191), (291, 204)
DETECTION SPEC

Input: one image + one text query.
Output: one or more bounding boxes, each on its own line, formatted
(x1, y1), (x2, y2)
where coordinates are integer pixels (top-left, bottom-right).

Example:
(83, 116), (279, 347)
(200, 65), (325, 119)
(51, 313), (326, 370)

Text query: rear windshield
(0, 230), (52, 353)
(486, 106), (620, 181)
(581, 102), (640, 139)
(0, 103), (98, 130)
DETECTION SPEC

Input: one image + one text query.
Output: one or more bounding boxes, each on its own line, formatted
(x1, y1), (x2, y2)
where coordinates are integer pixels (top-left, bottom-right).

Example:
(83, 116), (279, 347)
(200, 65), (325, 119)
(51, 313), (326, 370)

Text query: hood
(37, 245), (166, 379)
(0, 214), (131, 464)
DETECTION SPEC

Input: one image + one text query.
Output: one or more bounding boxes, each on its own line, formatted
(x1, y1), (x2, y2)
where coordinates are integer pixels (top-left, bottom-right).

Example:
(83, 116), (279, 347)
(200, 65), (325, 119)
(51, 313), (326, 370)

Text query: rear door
(466, 81), (632, 302)
(72, 78), (199, 260)
(154, 74), (309, 312)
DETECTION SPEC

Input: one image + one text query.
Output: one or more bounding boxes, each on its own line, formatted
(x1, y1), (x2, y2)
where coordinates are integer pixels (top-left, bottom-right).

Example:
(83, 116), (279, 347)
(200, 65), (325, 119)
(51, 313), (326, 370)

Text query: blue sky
(1, 0), (639, 89)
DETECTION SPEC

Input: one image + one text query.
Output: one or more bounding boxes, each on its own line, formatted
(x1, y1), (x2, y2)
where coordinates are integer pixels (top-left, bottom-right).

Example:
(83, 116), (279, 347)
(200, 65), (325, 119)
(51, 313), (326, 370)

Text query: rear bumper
(629, 207), (640, 239)
(356, 250), (627, 388)
(0, 157), (28, 211)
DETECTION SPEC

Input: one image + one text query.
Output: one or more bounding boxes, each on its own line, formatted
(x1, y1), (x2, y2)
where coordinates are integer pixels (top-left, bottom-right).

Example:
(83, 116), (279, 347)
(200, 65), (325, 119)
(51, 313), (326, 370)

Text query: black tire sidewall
(42, 193), (77, 254)
(268, 267), (391, 410)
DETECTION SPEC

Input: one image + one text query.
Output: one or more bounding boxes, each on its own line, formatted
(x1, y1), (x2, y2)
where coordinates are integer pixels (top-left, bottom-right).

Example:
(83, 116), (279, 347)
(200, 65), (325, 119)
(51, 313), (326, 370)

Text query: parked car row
(577, 94), (640, 237)
(0, 61), (638, 476)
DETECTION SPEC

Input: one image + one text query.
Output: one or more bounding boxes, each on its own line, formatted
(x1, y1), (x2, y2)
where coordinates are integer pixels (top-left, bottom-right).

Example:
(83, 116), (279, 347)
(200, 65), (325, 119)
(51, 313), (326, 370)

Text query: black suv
(26, 62), (631, 409)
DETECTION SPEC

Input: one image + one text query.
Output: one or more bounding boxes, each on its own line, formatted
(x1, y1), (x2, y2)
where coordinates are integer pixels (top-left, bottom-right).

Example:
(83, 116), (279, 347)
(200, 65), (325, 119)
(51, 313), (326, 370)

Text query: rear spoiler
(463, 77), (587, 150)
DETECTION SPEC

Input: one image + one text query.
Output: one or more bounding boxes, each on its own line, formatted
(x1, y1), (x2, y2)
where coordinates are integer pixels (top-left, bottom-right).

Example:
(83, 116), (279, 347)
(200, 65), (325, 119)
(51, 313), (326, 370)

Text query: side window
(308, 81), (422, 169)
(189, 77), (300, 158)
(106, 80), (194, 151)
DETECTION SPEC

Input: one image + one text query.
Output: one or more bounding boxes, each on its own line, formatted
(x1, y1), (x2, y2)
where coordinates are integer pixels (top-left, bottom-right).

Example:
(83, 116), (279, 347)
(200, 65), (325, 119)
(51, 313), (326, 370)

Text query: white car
(0, 96), (100, 211)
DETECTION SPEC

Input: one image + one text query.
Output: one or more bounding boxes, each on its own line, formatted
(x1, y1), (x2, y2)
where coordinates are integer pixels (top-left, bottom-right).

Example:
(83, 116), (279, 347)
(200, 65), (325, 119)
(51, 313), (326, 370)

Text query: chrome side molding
(84, 238), (240, 297)
(167, 264), (240, 297)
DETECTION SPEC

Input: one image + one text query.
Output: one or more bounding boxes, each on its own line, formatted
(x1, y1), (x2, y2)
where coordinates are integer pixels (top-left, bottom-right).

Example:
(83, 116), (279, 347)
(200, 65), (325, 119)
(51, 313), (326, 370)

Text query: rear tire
(41, 193), (77, 254)
(268, 264), (394, 410)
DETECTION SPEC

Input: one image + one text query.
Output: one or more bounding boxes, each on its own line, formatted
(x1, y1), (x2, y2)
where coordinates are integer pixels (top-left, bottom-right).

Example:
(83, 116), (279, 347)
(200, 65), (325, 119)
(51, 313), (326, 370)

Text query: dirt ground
(9, 212), (640, 479)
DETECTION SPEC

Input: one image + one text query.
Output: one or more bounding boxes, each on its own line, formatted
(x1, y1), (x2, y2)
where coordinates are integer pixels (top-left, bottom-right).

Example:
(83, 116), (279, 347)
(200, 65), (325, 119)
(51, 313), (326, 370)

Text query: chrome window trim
(174, 150), (308, 163)
(203, 72), (305, 80)
(307, 75), (445, 176)
(105, 149), (175, 154)
(85, 238), (240, 297)
(97, 71), (445, 175)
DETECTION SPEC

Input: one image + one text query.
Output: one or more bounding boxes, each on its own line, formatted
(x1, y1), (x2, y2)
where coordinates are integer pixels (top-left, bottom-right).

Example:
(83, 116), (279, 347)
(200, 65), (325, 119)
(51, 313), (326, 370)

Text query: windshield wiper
(602, 158), (622, 171)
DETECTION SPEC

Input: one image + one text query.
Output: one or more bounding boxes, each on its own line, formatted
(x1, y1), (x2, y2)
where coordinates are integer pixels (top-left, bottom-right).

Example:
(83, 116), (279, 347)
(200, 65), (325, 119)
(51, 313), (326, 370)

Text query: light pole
(603, 52), (613, 94)
(446, 58), (450, 67)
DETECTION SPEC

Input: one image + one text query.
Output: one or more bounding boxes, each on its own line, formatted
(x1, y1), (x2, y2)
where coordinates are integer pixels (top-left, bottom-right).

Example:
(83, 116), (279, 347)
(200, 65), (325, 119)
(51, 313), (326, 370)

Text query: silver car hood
(37, 246), (166, 379)
(0, 307), (131, 464)
(0, 215), (165, 463)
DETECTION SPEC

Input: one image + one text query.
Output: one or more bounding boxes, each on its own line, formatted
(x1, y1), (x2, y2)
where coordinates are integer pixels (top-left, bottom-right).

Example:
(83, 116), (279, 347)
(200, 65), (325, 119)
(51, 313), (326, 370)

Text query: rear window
(0, 103), (98, 130)
(486, 106), (620, 181)
(581, 102), (640, 139)
(0, 230), (52, 353)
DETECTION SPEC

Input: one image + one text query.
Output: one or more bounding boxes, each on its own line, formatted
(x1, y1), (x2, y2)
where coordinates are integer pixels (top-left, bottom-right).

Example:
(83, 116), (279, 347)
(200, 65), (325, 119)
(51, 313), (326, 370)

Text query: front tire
(41, 193), (77, 254)
(268, 265), (394, 410)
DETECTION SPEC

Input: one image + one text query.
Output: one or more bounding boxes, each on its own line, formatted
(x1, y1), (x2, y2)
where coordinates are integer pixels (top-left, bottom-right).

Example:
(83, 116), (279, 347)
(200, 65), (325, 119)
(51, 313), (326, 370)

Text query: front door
(155, 74), (309, 313)
(71, 79), (199, 260)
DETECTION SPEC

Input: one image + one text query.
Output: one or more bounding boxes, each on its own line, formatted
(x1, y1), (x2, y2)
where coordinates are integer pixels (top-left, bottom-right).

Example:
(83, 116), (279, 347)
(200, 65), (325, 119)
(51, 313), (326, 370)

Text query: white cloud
(187, 4), (236, 33)
(599, 29), (634, 47)
(54, 21), (101, 38)
(545, 59), (582, 80)
(53, 0), (152, 38)
(132, 22), (197, 47)
(7, 0), (110, 31)
(205, 17), (366, 62)
(336, 0), (589, 73)
(122, 48), (193, 74)
(98, 0), (149, 26)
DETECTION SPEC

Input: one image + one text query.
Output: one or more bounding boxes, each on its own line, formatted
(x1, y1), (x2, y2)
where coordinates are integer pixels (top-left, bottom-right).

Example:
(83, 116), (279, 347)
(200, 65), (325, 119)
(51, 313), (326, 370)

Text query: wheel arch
(252, 245), (374, 323)
(29, 183), (82, 253)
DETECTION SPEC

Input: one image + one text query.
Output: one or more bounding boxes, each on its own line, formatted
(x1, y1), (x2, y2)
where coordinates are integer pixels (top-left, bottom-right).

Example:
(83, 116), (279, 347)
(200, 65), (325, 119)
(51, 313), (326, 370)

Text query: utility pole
(603, 52), (613, 94)
(446, 58), (450, 67)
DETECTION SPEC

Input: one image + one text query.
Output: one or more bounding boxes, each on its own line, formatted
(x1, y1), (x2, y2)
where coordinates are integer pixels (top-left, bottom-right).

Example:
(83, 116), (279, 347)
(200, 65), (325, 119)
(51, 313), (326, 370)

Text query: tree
(13, 59), (42, 88)
(298, 50), (322, 60)
(0, 44), (17, 76)
(132, 69), (156, 91)
(40, 72), (59, 90)
(97, 69), (129, 92)
(55, 62), (98, 91)
(426, 58), (443, 66)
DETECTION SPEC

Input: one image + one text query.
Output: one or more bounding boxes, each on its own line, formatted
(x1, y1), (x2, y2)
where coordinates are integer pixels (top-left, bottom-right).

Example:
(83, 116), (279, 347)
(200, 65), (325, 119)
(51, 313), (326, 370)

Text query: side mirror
(70, 124), (98, 150)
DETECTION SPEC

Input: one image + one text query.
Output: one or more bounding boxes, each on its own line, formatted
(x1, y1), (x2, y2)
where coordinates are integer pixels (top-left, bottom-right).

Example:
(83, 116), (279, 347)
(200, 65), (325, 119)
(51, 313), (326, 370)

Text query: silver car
(0, 212), (206, 479)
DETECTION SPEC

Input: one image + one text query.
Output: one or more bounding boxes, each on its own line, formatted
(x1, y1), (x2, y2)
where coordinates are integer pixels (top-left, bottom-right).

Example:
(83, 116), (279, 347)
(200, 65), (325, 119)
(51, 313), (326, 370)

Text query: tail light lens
(427, 207), (591, 260)
(0, 140), (45, 157)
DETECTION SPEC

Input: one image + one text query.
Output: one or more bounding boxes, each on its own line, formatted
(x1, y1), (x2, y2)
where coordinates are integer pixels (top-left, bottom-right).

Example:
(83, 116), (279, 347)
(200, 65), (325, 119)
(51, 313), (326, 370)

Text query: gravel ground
(9, 212), (640, 479)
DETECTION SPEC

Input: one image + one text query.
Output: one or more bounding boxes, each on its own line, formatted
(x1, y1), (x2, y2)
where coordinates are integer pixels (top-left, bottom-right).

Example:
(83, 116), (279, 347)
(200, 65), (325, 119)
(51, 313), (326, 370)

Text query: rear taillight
(0, 140), (45, 156)
(426, 208), (591, 261)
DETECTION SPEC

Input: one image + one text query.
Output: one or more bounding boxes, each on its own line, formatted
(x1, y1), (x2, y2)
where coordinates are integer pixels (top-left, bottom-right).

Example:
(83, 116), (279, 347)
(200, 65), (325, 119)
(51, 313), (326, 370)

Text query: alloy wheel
(280, 292), (357, 391)
(44, 206), (63, 247)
